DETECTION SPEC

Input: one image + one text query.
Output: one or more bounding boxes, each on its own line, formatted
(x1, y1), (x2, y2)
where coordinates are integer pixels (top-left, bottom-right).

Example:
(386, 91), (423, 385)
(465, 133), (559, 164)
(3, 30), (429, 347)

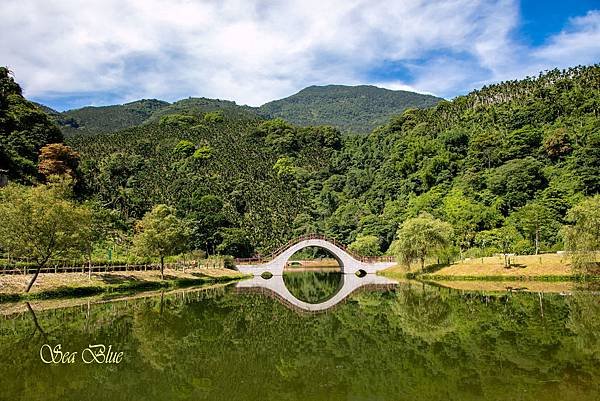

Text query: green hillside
(59, 99), (169, 135)
(258, 85), (442, 133)
(50, 97), (260, 135)
(66, 114), (338, 254)
(144, 97), (261, 123)
(64, 65), (600, 257)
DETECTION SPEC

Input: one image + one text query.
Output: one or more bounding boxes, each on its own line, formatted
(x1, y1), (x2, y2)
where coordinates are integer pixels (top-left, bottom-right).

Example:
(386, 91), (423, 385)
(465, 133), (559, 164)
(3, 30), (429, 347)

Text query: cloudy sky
(2, 0), (599, 111)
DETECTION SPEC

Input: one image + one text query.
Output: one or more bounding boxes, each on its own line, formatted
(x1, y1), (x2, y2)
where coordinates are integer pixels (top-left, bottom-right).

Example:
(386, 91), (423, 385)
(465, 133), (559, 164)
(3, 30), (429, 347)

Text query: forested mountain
(3, 64), (599, 260)
(43, 85), (440, 136)
(57, 99), (170, 135)
(144, 97), (261, 123)
(66, 115), (341, 255)
(258, 85), (442, 133)
(47, 97), (261, 135)
(311, 65), (600, 254)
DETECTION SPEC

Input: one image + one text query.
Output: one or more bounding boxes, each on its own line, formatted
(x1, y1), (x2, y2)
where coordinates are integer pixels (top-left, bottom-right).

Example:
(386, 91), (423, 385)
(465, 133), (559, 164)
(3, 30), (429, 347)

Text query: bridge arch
(282, 243), (344, 270)
(236, 235), (395, 276)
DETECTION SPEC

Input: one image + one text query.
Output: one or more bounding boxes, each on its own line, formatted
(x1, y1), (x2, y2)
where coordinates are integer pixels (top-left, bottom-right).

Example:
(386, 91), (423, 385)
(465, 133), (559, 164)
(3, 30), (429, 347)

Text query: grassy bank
(419, 279), (588, 295)
(0, 268), (248, 303)
(381, 253), (600, 282)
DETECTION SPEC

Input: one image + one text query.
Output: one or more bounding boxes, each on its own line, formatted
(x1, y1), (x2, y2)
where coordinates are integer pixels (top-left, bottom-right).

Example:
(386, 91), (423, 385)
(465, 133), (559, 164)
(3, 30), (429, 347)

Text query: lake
(1, 272), (599, 401)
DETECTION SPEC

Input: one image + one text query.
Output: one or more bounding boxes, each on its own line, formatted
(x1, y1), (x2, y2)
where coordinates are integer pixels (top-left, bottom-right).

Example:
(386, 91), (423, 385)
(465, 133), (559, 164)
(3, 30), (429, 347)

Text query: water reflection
(236, 271), (398, 312)
(1, 283), (600, 401)
(282, 271), (343, 303)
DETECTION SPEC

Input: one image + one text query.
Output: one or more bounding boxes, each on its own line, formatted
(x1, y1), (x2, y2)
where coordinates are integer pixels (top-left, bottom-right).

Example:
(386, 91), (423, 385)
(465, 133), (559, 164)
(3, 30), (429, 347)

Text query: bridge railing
(235, 233), (396, 265)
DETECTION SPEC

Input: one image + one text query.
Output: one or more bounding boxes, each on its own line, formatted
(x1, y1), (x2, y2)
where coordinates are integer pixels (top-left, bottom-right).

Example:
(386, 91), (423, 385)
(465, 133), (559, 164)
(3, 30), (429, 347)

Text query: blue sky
(1, 0), (599, 111)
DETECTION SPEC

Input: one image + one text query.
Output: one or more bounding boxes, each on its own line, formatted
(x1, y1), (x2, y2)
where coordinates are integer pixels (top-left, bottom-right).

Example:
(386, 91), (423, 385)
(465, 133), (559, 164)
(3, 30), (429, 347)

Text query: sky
(1, 0), (599, 111)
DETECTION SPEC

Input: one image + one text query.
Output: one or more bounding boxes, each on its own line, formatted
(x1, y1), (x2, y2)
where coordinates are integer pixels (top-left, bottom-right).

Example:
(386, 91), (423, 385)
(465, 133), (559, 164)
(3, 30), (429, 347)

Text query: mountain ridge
(41, 85), (442, 135)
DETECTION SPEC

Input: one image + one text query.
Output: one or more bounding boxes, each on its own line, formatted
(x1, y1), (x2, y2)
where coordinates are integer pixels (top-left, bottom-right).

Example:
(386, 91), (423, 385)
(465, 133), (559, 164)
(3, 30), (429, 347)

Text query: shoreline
(0, 268), (248, 303)
(380, 253), (600, 283)
(0, 281), (237, 317)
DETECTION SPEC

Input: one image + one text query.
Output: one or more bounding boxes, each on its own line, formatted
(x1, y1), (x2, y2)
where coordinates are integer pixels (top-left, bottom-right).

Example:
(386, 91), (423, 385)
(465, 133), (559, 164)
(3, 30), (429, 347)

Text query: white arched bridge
(235, 234), (396, 276)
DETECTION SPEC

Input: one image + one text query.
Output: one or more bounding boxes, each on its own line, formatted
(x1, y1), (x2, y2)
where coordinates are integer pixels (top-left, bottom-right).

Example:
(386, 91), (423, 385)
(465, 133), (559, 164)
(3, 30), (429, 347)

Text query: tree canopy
(132, 204), (189, 278)
(0, 180), (92, 291)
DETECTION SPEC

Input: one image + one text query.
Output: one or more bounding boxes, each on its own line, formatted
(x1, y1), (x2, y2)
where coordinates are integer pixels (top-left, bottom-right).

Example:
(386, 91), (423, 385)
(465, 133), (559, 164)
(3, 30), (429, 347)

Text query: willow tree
(348, 235), (382, 256)
(0, 182), (92, 292)
(563, 195), (600, 272)
(391, 213), (454, 271)
(132, 204), (188, 279)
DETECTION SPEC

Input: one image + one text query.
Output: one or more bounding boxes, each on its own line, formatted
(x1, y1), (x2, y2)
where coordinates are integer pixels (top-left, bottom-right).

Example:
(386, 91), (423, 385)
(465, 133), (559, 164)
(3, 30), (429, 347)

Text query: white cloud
(0, 0), (598, 109)
(532, 11), (600, 67)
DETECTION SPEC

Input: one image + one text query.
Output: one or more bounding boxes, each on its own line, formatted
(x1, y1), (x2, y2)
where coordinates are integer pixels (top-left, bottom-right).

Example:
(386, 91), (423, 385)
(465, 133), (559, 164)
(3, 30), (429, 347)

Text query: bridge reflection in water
(235, 273), (398, 313)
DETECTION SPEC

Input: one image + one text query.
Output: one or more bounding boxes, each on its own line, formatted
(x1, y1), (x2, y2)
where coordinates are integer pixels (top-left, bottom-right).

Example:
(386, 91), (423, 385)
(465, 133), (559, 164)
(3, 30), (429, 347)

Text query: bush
(514, 239), (535, 255)
(159, 114), (198, 128)
(203, 111), (224, 123)
(348, 235), (381, 256)
(204, 255), (236, 269)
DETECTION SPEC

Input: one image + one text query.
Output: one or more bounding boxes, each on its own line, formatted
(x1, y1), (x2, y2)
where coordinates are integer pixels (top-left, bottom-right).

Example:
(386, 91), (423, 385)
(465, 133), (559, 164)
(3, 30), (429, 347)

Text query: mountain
(57, 99), (170, 135)
(64, 64), (600, 256)
(143, 97), (261, 123)
(43, 85), (441, 135)
(5, 63), (600, 258)
(258, 85), (442, 133)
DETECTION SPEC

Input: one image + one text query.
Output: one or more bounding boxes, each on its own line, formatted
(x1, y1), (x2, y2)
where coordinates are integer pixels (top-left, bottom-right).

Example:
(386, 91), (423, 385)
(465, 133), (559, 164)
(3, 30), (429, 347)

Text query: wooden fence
(0, 262), (198, 275)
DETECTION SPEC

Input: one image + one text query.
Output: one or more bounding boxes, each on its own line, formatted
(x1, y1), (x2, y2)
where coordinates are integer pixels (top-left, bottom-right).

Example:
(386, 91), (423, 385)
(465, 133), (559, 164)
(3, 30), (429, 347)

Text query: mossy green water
(1, 277), (599, 401)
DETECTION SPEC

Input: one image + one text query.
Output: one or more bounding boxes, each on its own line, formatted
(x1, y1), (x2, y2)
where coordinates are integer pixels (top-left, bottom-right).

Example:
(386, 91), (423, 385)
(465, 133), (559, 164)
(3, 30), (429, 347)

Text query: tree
(173, 140), (196, 158)
(95, 152), (147, 219)
(487, 157), (547, 213)
(562, 195), (600, 272)
(391, 213), (453, 270)
(509, 200), (559, 254)
(543, 128), (572, 160)
(193, 145), (212, 160)
(37, 143), (80, 181)
(132, 204), (189, 279)
(158, 114), (198, 128)
(216, 228), (253, 258)
(203, 110), (224, 123)
(570, 132), (600, 195)
(442, 189), (501, 258)
(187, 195), (229, 254)
(475, 225), (522, 267)
(348, 235), (381, 256)
(0, 181), (92, 292)
(255, 118), (298, 154)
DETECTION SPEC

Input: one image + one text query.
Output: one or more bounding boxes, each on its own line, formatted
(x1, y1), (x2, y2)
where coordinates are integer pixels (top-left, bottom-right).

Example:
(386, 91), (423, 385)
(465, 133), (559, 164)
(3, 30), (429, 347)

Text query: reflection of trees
(0, 285), (599, 400)
(389, 286), (453, 341)
(566, 293), (600, 358)
(282, 272), (342, 303)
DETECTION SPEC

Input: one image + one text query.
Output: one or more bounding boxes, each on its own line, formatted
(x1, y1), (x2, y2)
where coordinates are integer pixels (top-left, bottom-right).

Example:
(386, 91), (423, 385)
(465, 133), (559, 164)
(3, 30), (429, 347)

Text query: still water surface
(1, 272), (599, 401)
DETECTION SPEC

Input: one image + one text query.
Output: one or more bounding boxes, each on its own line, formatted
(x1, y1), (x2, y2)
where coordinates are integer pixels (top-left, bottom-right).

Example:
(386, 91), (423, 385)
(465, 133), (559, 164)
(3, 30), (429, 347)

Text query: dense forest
(0, 67), (62, 183)
(1, 64), (599, 267)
